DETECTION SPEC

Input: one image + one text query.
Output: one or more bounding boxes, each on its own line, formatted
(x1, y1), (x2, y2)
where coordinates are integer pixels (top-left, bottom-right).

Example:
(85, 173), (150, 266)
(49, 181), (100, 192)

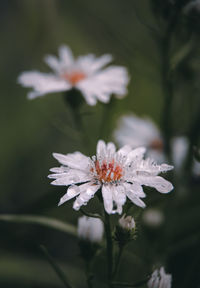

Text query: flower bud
(78, 216), (104, 243)
(119, 214), (135, 230)
(148, 267), (172, 288)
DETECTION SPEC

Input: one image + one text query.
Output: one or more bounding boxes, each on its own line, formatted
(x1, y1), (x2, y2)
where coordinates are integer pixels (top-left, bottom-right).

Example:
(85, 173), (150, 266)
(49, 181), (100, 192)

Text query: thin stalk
(161, 10), (180, 159)
(40, 245), (73, 288)
(113, 245), (124, 278)
(104, 212), (113, 287)
(86, 261), (93, 288)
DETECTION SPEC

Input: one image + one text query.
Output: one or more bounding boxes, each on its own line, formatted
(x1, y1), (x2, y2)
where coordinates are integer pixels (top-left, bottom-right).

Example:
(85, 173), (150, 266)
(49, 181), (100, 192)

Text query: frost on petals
(18, 45), (129, 105)
(48, 140), (174, 214)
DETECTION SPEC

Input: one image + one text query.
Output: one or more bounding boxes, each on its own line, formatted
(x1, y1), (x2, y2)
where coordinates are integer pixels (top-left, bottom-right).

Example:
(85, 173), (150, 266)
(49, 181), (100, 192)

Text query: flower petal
(102, 185), (113, 214)
(58, 185), (80, 206)
(73, 183), (100, 210)
(18, 71), (71, 99)
(138, 175), (174, 193)
(52, 152), (90, 170)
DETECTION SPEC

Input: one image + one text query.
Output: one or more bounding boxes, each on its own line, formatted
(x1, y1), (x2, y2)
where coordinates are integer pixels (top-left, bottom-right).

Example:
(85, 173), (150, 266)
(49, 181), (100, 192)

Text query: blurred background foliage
(0, 0), (200, 287)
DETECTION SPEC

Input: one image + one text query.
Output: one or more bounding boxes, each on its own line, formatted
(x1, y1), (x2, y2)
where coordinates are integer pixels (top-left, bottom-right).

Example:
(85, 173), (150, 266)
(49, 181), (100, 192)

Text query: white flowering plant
(1, 1), (200, 288)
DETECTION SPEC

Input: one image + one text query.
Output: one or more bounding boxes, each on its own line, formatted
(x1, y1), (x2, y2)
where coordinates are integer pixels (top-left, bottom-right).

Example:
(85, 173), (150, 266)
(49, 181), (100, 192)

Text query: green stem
(161, 10), (180, 159)
(104, 212), (113, 287)
(113, 245), (124, 278)
(86, 261), (93, 288)
(40, 245), (73, 288)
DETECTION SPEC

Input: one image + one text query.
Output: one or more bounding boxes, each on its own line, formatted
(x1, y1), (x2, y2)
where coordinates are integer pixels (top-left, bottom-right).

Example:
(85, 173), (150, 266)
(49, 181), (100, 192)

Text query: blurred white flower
(171, 137), (200, 176)
(78, 216), (104, 243)
(18, 45), (129, 105)
(48, 140), (173, 214)
(148, 267), (172, 288)
(142, 208), (164, 228)
(114, 114), (165, 163)
(184, 0), (200, 13)
(119, 214), (135, 230)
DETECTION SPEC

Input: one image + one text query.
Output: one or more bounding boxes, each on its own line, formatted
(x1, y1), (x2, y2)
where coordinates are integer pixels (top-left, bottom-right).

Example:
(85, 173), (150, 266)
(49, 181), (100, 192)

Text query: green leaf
(0, 214), (77, 236)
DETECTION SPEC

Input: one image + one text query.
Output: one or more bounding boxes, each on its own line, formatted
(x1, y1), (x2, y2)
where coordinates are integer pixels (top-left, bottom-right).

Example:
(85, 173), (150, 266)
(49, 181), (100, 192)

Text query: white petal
(124, 182), (146, 198)
(76, 54), (112, 74)
(58, 185), (80, 206)
(52, 152), (90, 170)
(117, 145), (132, 157)
(137, 158), (174, 176)
(58, 45), (74, 67)
(73, 183), (100, 210)
(96, 140), (107, 156)
(102, 185), (113, 214)
(106, 142), (116, 154)
(44, 55), (61, 73)
(138, 176), (174, 193)
(18, 71), (71, 99)
(112, 185), (126, 214)
(126, 191), (146, 208)
(126, 147), (146, 164)
(49, 169), (92, 186)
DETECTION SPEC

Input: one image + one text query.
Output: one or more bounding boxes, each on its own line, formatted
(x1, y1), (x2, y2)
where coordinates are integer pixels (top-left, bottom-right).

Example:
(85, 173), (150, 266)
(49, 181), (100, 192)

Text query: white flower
(48, 140), (173, 214)
(142, 208), (164, 228)
(119, 214), (135, 230)
(77, 216), (104, 243)
(184, 0), (200, 13)
(148, 267), (172, 288)
(18, 45), (129, 106)
(171, 136), (200, 176)
(114, 114), (165, 163)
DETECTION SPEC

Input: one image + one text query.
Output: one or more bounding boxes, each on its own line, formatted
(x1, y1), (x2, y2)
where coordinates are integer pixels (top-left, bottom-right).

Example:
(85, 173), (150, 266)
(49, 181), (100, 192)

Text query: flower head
(49, 140), (173, 214)
(18, 45), (129, 106)
(78, 216), (104, 243)
(114, 114), (165, 163)
(148, 267), (172, 288)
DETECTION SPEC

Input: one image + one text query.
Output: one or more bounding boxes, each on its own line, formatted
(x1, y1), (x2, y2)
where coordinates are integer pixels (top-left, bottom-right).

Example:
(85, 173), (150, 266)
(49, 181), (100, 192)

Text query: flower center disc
(150, 139), (163, 151)
(94, 160), (123, 183)
(62, 71), (86, 85)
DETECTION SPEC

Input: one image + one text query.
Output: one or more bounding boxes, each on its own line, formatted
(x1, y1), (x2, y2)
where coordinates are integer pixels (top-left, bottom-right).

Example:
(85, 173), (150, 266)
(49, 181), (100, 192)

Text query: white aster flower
(119, 214), (135, 230)
(148, 267), (172, 288)
(77, 216), (104, 243)
(48, 140), (173, 215)
(142, 208), (164, 228)
(114, 114), (165, 163)
(18, 45), (129, 106)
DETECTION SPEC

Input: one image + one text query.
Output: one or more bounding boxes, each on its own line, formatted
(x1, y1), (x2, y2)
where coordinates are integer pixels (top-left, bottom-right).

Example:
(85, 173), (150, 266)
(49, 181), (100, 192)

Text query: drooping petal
(18, 71), (71, 99)
(124, 182), (146, 198)
(112, 185), (126, 214)
(58, 185), (80, 206)
(102, 185), (113, 214)
(73, 183), (100, 210)
(138, 175), (174, 193)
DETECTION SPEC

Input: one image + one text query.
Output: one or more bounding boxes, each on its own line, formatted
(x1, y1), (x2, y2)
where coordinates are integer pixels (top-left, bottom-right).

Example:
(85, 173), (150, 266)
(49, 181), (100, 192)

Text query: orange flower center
(150, 139), (163, 151)
(62, 71), (86, 85)
(92, 160), (123, 183)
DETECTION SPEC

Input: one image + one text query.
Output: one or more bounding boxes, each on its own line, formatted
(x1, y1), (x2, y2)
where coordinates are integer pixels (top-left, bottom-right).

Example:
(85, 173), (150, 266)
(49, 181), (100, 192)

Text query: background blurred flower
(78, 216), (104, 243)
(18, 45), (129, 105)
(142, 208), (164, 228)
(49, 140), (173, 214)
(114, 114), (165, 163)
(147, 267), (172, 288)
